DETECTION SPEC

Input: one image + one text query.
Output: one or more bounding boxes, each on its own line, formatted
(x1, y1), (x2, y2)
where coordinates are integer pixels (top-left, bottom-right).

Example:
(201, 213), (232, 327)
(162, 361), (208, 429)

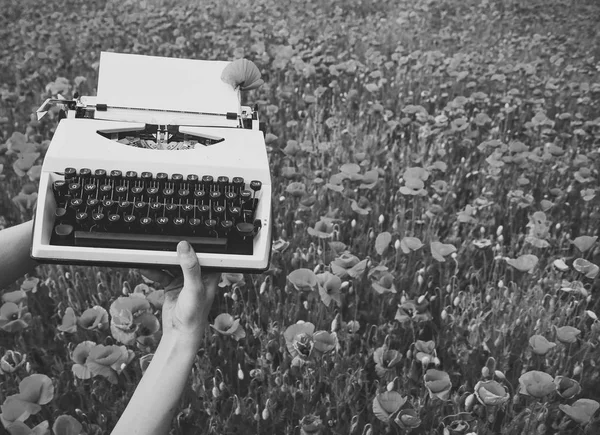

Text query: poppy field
(1, 0), (600, 434)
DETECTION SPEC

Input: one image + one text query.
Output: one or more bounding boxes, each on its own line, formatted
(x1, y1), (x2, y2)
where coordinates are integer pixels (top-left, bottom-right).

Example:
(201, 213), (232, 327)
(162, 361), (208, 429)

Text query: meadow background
(1, 0), (600, 433)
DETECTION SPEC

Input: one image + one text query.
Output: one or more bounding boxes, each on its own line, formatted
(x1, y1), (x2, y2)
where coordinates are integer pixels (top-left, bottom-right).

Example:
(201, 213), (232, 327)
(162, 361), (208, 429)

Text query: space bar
(74, 231), (227, 253)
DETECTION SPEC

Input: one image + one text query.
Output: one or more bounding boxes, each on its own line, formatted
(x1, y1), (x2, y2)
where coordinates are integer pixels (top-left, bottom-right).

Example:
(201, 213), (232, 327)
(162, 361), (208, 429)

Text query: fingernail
(177, 241), (191, 254)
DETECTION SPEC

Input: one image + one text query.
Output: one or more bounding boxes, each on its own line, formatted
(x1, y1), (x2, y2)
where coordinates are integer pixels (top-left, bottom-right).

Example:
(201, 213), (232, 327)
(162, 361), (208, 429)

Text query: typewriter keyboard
(50, 168), (263, 255)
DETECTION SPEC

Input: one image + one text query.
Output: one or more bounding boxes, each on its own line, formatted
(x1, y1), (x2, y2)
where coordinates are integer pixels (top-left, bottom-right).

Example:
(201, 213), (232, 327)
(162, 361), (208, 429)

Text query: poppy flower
(372, 391), (407, 423)
(0, 350), (26, 374)
(445, 419), (469, 434)
(20, 276), (39, 293)
(1, 290), (27, 305)
(57, 307), (78, 334)
(414, 340), (436, 363)
(52, 415), (83, 435)
(220, 58), (264, 91)
(299, 414), (323, 435)
(474, 380), (510, 406)
(373, 346), (402, 378)
(71, 341), (96, 380)
(529, 335), (556, 355)
(330, 253), (361, 279)
(518, 371), (555, 398)
(85, 344), (135, 384)
(146, 289), (165, 309)
(284, 322), (315, 359)
(424, 369), (452, 400)
(556, 326), (581, 344)
(372, 272), (397, 294)
(288, 269), (318, 292)
(393, 409), (421, 430)
(559, 399), (599, 425)
(506, 254), (539, 272)
(307, 219), (335, 239)
(312, 331), (337, 355)
(286, 181), (307, 197)
(109, 296), (153, 345)
(399, 237), (424, 254)
(554, 376), (581, 399)
(317, 272), (342, 307)
(219, 273), (245, 288)
(573, 258), (599, 279)
(77, 306), (109, 331)
(210, 313), (246, 341)
(0, 396), (40, 428)
(346, 320), (360, 334)
(0, 302), (32, 333)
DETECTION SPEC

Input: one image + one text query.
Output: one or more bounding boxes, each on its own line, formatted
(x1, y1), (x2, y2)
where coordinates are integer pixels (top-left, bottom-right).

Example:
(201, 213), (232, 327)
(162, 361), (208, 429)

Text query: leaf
(506, 254), (539, 272)
(375, 232), (392, 255)
(430, 242), (456, 262)
(572, 236), (597, 252)
(400, 237), (423, 254)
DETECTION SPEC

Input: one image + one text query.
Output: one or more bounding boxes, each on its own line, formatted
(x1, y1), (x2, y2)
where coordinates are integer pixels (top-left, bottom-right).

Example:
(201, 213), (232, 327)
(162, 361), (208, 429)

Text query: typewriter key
(162, 188), (175, 198)
(236, 222), (255, 237)
(115, 185), (128, 198)
(94, 169), (107, 178)
(188, 218), (202, 232)
(100, 184), (112, 194)
(193, 189), (206, 200)
(64, 167), (77, 180)
(140, 217), (153, 231)
(125, 171), (138, 180)
(150, 202), (163, 213)
(250, 180), (262, 192)
(75, 212), (88, 227)
(55, 207), (68, 220)
(92, 212), (106, 226)
(80, 168), (92, 178)
(54, 224), (74, 240)
(107, 214), (121, 230)
(172, 173), (184, 183)
(87, 198), (100, 208)
(187, 174), (199, 183)
(70, 198), (84, 209)
(177, 189), (190, 199)
(118, 200), (132, 212)
(146, 187), (159, 197)
(84, 184), (97, 195)
(156, 216), (169, 230)
(68, 183), (81, 195)
(232, 177), (244, 191)
(134, 201), (147, 212)
(141, 172), (153, 181)
(156, 172), (168, 186)
(53, 180), (68, 195)
(110, 170), (123, 180)
(131, 186), (144, 196)
(217, 176), (229, 188)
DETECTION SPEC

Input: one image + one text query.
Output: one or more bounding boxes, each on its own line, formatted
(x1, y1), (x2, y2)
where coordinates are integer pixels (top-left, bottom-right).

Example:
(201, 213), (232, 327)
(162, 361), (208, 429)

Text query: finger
(177, 240), (203, 300)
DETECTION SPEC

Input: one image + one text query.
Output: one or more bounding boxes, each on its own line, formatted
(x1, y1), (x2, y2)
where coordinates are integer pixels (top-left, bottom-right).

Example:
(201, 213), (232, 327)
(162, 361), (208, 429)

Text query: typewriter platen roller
(31, 52), (272, 272)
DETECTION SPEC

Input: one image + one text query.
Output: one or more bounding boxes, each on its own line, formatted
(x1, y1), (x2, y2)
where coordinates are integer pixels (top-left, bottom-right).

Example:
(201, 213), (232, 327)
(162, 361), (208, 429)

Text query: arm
(111, 241), (218, 435)
(0, 220), (38, 289)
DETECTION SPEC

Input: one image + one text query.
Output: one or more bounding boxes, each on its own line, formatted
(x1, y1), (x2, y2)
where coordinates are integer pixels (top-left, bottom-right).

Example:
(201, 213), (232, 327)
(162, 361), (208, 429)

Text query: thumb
(177, 241), (203, 299)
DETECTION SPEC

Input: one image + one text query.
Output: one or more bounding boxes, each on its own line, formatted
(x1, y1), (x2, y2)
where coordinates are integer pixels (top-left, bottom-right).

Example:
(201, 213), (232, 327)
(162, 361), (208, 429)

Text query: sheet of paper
(96, 52), (239, 116)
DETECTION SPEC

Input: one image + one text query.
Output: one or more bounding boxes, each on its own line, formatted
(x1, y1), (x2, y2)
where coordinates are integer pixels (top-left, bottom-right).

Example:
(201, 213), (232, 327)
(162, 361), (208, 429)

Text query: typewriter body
(31, 52), (272, 272)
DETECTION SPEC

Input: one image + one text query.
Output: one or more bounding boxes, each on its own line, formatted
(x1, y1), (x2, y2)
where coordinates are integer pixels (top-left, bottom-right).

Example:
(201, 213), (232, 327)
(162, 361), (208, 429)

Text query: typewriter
(31, 52), (272, 272)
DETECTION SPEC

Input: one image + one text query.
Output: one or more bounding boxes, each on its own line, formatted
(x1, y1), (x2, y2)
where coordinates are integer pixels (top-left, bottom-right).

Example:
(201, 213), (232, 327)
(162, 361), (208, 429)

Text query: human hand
(141, 241), (220, 350)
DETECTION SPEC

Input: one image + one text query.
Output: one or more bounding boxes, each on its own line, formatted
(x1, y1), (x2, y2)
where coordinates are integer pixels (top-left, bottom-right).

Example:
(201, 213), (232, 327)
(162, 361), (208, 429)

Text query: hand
(141, 241), (220, 350)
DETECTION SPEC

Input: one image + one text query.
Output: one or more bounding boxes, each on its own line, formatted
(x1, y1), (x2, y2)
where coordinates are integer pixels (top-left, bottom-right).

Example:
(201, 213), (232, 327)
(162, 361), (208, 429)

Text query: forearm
(110, 336), (199, 435)
(0, 220), (38, 289)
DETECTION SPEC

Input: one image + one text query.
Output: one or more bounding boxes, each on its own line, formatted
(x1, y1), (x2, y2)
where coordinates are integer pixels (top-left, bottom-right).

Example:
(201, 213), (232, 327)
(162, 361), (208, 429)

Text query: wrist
(161, 325), (207, 354)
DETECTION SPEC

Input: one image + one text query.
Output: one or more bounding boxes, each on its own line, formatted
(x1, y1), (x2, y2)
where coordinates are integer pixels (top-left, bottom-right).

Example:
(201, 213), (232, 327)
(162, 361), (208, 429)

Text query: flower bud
(262, 407), (270, 420)
(394, 239), (401, 250)
(481, 367), (489, 377)
(417, 294), (426, 304)
(465, 393), (475, 411)
(235, 404), (242, 415)
(303, 301), (309, 310)
(417, 275), (424, 286)
(441, 309), (448, 320)
(498, 280), (504, 288)
(451, 252), (457, 259)
(351, 219), (356, 228)
(494, 370), (505, 380)
(573, 364), (583, 376)
(260, 281), (268, 295)
(219, 381), (226, 391)
(212, 386), (220, 398)
(238, 364), (244, 380)
(379, 214), (384, 225)
(453, 296), (460, 307)
(446, 284), (452, 293)
(387, 380), (395, 391)
(231, 292), (238, 302)
(279, 195), (286, 202)
(486, 294), (492, 303)
(497, 235), (504, 243)
(496, 225), (503, 236)
(433, 357), (440, 366)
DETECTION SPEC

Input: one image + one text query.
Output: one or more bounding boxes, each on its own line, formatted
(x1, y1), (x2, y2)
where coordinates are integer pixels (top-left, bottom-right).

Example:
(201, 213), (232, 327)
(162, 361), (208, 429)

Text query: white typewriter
(31, 52), (272, 272)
